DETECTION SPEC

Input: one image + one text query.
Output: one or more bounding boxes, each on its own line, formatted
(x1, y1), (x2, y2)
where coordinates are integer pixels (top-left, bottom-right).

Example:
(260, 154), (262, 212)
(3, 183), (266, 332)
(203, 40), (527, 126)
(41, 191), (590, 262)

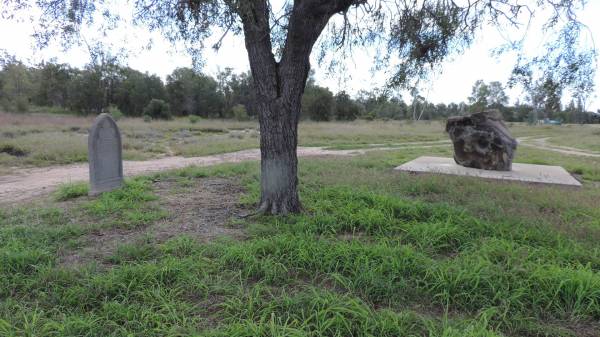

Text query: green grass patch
(1, 129), (600, 336)
(83, 178), (166, 228)
(54, 182), (89, 201)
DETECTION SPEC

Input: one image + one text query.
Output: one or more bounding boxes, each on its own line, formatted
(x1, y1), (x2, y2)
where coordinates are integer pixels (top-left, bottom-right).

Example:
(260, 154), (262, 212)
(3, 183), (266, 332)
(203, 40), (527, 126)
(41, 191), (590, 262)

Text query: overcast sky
(1, 1), (599, 111)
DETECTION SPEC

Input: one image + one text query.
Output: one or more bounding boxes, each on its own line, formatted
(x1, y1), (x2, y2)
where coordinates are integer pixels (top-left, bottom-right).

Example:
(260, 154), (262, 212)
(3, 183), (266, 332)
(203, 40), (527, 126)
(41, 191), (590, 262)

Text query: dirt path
(0, 142), (452, 204)
(2, 136), (598, 205)
(518, 137), (600, 158)
(0, 147), (329, 203)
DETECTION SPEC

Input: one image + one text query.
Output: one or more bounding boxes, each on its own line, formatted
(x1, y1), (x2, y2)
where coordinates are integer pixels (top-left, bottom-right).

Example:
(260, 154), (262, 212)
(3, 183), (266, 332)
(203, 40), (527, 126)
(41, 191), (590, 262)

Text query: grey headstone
(88, 113), (123, 196)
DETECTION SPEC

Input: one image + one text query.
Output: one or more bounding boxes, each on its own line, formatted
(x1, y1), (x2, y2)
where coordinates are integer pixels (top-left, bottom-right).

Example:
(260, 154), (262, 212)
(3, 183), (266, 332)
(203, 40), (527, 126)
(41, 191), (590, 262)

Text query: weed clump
(54, 182), (89, 201)
(0, 144), (28, 157)
(84, 178), (166, 228)
(189, 115), (200, 124)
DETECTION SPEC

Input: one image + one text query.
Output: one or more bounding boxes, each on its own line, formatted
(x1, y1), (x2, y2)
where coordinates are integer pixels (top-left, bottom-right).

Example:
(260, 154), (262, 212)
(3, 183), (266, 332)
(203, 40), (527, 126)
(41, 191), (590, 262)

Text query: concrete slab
(395, 156), (582, 186)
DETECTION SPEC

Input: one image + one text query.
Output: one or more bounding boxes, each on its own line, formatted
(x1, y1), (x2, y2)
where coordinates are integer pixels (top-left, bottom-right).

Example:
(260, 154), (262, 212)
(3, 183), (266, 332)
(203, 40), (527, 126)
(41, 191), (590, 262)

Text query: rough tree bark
(239, 0), (359, 215)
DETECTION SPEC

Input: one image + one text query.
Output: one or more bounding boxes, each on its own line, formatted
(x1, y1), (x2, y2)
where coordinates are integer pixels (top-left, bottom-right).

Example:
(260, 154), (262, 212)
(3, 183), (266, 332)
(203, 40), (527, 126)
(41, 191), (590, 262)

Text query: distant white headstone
(88, 113), (123, 196)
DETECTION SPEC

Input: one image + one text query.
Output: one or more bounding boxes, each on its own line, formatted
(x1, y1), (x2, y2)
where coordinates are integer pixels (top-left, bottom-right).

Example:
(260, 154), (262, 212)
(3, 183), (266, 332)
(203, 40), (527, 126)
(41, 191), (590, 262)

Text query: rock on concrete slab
(446, 111), (517, 171)
(395, 156), (581, 186)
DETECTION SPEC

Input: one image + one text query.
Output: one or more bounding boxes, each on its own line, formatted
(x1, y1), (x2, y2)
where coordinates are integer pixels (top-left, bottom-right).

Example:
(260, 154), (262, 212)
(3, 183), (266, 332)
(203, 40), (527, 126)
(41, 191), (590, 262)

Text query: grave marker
(88, 113), (123, 195)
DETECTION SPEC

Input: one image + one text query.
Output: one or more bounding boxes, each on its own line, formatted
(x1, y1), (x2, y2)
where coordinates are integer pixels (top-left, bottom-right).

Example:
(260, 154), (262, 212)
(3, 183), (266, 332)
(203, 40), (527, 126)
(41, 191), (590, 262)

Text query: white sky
(1, 1), (599, 111)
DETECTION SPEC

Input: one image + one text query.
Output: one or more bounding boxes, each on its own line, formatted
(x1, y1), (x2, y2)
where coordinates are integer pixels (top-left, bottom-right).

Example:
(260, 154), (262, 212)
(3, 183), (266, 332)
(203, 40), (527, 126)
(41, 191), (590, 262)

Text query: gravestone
(88, 113), (123, 195)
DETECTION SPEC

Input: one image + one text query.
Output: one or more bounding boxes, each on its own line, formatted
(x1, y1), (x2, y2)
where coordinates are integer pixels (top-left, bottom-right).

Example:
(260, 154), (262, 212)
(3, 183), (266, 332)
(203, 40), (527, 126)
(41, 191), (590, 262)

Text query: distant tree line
(0, 55), (257, 120)
(466, 79), (599, 124)
(0, 55), (598, 123)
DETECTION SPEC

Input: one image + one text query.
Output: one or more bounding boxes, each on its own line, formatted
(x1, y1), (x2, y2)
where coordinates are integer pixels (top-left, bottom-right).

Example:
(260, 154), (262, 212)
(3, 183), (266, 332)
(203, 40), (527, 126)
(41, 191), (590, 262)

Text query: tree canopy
(2, 1), (595, 95)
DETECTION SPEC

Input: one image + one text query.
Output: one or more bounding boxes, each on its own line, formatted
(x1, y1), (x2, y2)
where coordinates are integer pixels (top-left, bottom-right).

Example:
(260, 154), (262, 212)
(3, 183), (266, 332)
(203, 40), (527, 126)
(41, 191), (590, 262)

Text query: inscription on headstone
(88, 113), (123, 195)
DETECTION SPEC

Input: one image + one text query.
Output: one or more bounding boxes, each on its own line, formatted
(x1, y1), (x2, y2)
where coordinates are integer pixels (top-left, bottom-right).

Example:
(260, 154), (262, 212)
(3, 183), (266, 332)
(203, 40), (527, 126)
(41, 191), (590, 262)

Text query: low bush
(0, 143), (28, 157)
(143, 99), (172, 120)
(108, 105), (124, 121)
(189, 115), (200, 124)
(15, 97), (29, 113)
(232, 104), (249, 121)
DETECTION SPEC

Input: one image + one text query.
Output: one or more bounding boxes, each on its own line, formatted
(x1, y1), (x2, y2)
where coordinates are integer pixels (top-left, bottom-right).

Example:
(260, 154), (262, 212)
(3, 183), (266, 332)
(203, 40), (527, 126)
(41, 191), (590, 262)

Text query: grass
(1, 111), (599, 175)
(543, 125), (600, 152)
(54, 182), (89, 201)
(2, 142), (600, 336)
(0, 112), (260, 171)
(2, 112), (600, 336)
(82, 178), (167, 229)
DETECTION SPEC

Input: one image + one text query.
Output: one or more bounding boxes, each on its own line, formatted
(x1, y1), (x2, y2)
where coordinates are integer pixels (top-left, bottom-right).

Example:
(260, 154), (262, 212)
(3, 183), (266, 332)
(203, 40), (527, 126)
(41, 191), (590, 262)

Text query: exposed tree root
(256, 197), (302, 216)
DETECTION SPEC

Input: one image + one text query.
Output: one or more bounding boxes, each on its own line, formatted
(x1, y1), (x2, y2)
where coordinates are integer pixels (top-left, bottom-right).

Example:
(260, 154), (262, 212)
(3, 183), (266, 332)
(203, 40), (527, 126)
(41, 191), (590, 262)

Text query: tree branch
(278, 0), (365, 107)
(237, 0), (279, 100)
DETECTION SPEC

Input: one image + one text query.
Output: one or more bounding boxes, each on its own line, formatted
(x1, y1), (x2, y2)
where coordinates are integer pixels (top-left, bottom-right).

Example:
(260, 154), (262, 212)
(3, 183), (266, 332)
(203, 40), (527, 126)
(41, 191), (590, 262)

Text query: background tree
(357, 90), (408, 120)
(113, 68), (165, 116)
(143, 98), (172, 120)
(0, 58), (33, 112)
(487, 81), (509, 108)
(66, 68), (105, 114)
(32, 61), (73, 108)
(468, 80), (490, 112)
(333, 91), (361, 121)
(166, 68), (199, 116)
(539, 78), (562, 119)
(302, 82), (334, 121)
(166, 67), (224, 117)
(216, 67), (237, 118)
(468, 79), (510, 117)
(217, 70), (258, 118)
(2, 0), (596, 214)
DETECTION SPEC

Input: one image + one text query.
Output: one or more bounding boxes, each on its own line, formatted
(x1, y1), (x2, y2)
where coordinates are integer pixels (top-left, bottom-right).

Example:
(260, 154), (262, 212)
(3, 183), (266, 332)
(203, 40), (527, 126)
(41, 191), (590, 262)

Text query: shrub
(334, 91), (361, 121)
(189, 115), (200, 124)
(143, 115), (152, 123)
(143, 99), (172, 120)
(364, 112), (376, 121)
(0, 143), (28, 157)
(232, 104), (249, 121)
(46, 106), (75, 115)
(108, 105), (124, 120)
(302, 86), (334, 121)
(15, 97), (29, 113)
(0, 98), (11, 112)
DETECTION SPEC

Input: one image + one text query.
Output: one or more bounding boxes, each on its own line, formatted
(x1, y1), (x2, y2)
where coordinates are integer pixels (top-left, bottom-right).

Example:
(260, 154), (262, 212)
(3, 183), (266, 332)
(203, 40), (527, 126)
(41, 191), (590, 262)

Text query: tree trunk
(256, 97), (302, 215)
(239, 0), (360, 215)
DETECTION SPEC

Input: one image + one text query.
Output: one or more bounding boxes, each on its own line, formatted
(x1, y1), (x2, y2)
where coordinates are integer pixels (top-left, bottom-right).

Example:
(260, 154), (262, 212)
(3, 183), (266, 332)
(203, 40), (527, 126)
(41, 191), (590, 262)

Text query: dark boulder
(446, 111), (517, 171)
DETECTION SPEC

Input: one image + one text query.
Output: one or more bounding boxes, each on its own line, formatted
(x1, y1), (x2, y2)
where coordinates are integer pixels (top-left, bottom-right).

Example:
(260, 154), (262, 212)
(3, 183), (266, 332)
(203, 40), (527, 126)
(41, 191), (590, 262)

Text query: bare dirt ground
(60, 177), (246, 267)
(0, 137), (594, 204)
(0, 142), (452, 204)
(0, 147), (358, 204)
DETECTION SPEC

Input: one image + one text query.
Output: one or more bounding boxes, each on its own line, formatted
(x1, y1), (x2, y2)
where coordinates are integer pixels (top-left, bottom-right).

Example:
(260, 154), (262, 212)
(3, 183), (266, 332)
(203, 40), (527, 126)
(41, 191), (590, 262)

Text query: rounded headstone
(88, 113), (123, 195)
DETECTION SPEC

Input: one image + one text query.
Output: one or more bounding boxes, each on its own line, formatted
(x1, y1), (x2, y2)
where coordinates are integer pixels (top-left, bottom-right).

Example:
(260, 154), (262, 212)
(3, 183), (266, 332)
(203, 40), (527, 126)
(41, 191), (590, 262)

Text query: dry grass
(544, 124), (600, 152)
(298, 120), (448, 146)
(1, 111), (599, 175)
(0, 111), (94, 127)
(0, 112), (259, 172)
